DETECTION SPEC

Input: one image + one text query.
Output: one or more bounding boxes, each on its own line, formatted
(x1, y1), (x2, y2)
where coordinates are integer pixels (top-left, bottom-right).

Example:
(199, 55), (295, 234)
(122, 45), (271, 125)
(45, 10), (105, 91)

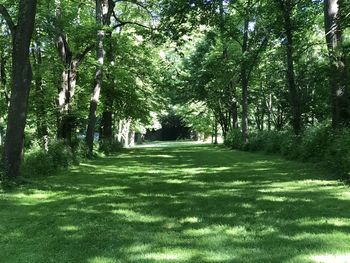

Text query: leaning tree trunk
(324, 0), (350, 127)
(0, 0), (38, 178)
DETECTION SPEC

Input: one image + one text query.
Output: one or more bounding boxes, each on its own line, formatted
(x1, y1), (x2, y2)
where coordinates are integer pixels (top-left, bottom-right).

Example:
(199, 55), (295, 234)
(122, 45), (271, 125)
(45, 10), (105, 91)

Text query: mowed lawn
(1, 143), (350, 263)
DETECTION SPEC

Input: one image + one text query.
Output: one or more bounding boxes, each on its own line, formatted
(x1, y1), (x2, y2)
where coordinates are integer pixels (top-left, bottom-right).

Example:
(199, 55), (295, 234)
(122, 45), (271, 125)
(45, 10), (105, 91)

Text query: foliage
(22, 146), (54, 177)
(326, 129), (350, 179)
(224, 129), (245, 150)
(240, 125), (350, 179)
(47, 140), (74, 169)
(300, 124), (333, 161)
(20, 138), (92, 178)
(99, 140), (123, 155)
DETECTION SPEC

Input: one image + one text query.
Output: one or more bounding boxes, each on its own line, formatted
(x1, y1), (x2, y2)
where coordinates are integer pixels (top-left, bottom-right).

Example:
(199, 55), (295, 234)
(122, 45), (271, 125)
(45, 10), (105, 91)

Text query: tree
(86, 0), (109, 156)
(0, 0), (38, 178)
(324, 0), (350, 127)
(274, 0), (302, 135)
(54, 0), (94, 145)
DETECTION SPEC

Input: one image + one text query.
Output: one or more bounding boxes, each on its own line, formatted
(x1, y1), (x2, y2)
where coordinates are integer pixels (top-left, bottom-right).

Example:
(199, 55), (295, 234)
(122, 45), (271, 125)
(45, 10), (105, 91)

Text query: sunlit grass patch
(1, 142), (350, 262)
(310, 253), (350, 263)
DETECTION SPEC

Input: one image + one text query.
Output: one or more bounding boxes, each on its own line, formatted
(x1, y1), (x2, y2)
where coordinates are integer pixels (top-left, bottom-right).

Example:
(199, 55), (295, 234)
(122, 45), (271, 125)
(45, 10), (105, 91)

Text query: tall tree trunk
(0, 0), (38, 178)
(101, 111), (113, 140)
(279, 0), (301, 134)
(241, 18), (249, 143)
(324, 0), (350, 127)
(267, 93), (272, 131)
(86, 0), (111, 155)
(100, 28), (115, 143)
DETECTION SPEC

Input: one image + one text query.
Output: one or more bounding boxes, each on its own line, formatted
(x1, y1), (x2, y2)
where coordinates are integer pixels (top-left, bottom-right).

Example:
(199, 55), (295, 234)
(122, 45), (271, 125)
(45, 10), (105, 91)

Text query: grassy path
(1, 143), (350, 262)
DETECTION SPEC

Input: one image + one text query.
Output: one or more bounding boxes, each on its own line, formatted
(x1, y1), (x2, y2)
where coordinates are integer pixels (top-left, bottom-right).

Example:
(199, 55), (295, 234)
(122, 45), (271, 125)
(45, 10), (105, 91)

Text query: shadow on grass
(1, 143), (350, 262)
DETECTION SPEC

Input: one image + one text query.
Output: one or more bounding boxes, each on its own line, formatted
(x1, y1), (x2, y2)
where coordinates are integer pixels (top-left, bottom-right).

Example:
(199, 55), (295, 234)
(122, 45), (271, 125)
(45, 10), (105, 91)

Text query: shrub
(325, 129), (350, 178)
(300, 124), (333, 161)
(246, 130), (283, 153)
(47, 140), (74, 169)
(279, 131), (301, 160)
(226, 125), (350, 180)
(99, 140), (123, 155)
(263, 131), (284, 154)
(246, 132), (267, 152)
(71, 139), (89, 164)
(22, 148), (54, 177)
(224, 129), (245, 150)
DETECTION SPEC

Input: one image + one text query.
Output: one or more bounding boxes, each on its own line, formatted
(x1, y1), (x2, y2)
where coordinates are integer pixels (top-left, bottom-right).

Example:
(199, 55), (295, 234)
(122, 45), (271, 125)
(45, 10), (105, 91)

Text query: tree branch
(114, 0), (154, 18)
(112, 13), (151, 30)
(75, 44), (95, 66)
(0, 4), (15, 34)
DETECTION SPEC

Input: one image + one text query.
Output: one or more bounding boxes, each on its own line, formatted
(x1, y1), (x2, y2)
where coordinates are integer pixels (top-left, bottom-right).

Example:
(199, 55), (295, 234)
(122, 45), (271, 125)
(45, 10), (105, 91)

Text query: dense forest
(0, 0), (350, 181)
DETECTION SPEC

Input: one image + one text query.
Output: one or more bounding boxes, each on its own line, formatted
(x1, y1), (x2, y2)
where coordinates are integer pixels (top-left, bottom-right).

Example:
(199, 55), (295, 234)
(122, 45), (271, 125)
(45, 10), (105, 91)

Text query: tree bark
(324, 0), (350, 127)
(279, 0), (301, 135)
(100, 27), (116, 143)
(241, 18), (249, 143)
(86, 0), (112, 155)
(0, 0), (38, 178)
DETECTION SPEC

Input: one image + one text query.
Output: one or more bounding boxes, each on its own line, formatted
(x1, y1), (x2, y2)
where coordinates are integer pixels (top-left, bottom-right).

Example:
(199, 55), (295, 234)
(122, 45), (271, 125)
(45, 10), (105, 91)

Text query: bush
(99, 140), (123, 155)
(279, 131), (301, 160)
(47, 140), (74, 169)
(246, 130), (286, 154)
(263, 131), (284, 154)
(22, 148), (54, 177)
(226, 125), (350, 180)
(300, 124), (333, 161)
(71, 139), (89, 164)
(224, 129), (245, 150)
(325, 129), (350, 178)
(246, 132), (267, 152)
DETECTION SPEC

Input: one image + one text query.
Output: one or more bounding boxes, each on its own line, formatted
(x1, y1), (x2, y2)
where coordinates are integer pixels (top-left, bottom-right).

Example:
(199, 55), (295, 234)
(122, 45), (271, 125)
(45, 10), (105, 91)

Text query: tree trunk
(100, 30), (115, 143)
(241, 18), (249, 143)
(86, 0), (111, 155)
(55, 1), (92, 144)
(324, 0), (350, 127)
(279, 0), (301, 134)
(267, 93), (272, 131)
(57, 57), (79, 145)
(0, 0), (38, 178)
(101, 111), (113, 141)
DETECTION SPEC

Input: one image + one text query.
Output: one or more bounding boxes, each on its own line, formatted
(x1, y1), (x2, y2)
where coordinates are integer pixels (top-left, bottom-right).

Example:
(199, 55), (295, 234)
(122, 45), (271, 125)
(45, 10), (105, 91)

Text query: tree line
(0, 0), (349, 180)
(0, 0), (163, 180)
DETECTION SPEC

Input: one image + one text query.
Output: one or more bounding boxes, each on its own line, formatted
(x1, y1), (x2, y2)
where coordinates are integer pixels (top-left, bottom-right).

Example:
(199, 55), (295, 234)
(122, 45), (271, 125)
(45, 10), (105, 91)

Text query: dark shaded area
(145, 113), (191, 141)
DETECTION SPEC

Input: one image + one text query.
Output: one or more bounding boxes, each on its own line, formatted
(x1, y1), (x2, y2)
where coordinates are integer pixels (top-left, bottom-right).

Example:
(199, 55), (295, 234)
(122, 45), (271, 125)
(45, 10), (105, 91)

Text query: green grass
(1, 142), (350, 262)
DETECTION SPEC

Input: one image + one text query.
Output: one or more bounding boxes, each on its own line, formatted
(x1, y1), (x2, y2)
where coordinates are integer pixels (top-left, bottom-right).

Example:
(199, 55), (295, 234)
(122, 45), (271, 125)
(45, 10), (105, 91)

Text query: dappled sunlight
(112, 209), (166, 223)
(310, 254), (350, 263)
(1, 143), (350, 262)
(144, 250), (193, 261)
(88, 257), (116, 263)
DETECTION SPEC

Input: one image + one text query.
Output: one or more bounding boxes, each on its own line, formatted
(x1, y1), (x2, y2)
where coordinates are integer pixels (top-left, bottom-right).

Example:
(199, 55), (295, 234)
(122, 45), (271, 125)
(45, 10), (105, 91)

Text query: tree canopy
(0, 0), (350, 179)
